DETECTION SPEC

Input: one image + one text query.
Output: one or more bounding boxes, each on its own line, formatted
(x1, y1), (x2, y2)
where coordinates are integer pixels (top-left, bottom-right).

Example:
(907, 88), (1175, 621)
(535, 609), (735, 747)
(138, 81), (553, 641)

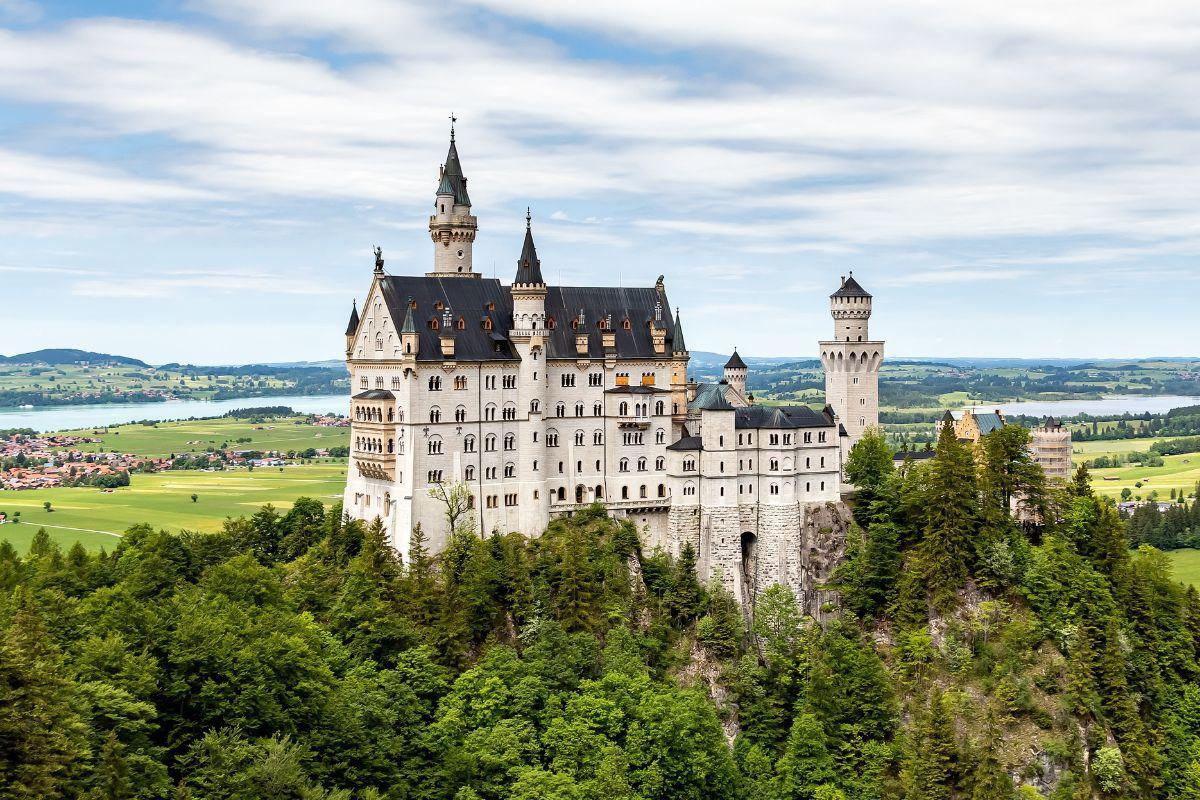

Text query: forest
(4, 424), (1200, 799)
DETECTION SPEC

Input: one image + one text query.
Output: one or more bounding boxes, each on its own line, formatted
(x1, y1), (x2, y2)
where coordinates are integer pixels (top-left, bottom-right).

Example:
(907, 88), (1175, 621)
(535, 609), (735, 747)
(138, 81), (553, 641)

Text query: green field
(1089, 453), (1200, 500)
(1164, 549), (1200, 587)
(0, 462), (347, 552)
(60, 416), (349, 458)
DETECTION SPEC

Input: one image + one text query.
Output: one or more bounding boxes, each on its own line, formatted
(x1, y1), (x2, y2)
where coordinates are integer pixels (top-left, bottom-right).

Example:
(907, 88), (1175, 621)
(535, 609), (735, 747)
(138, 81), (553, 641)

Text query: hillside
(3, 425), (1199, 798)
(0, 348), (148, 367)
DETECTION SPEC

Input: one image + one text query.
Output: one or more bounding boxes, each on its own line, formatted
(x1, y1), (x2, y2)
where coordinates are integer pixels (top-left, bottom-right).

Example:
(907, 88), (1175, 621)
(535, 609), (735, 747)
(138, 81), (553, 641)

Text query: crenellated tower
(428, 120), (479, 278)
(820, 273), (883, 458)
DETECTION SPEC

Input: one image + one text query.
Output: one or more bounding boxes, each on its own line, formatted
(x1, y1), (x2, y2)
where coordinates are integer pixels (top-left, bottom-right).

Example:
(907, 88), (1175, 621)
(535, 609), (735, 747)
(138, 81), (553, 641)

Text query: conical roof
(513, 211), (544, 285)
(344, 300), (360, 336)
(401, 298), (417, 334)
(831, 273), (871, 298)
(672, 308), (687, 353)
(725, 350), (747, 370)
(437, 137), (471, 206)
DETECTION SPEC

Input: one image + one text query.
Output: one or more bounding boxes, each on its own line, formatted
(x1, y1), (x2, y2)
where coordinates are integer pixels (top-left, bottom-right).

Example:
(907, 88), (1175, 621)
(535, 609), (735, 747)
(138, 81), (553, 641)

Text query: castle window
(589, 373), (603, 387)
(428, 470), (443, 484)
(637, 457), (647, 471)
(483, 318), (493, 331)
(784, 434), (792, 445)
(655, 400), (665, 415)
(547, 432), (559, 447)
(376, 377), (384, 389)
(658, 483), (666, 498)
(375, 334), (383, 350)
(504, 463), (515, 478)
(392, 377), (402, 389)
(820, 457), (825, 468)
(575, 403), (584, 417)
(359, 377), (368, 389)
(484, 404), (496, 421)
(504, 433), (515, 450)
(530, 400), (540, 413)
(818, 431), (826, 443)
(619, 458), (629, 472)
(806, 457), (811, 469)
(561, 373), (574, 387)
(593, 431), (603, 445)
(456, 317), (465, 331)
(719, 435), (723, 447)
(655, 429), (665, 444)
(429, 318), (439, 330)
(533, 460), (538, 471)
(387, 439), (394, 453)
(738, 434), (743, 445)
(769, 434), (778, 445)
(616, 372), (629, 386)
(655, 456), (664, 470)
(622, 486), (629, 500)
(575, 431), (584, 446)
(465, 435), (476, 452)
(595, 485), (603, 498)
(640, 485), (647, 499)
(594, 402), (603, 416)
(770, 483), (779, 495)
(684, 459), (695, 471)
(465, 465), (475, 480)
(861, 398), (866, 405)
(820, 481), (825, 491)
(434, 301), (444, 311)
(503, 405), (516, 421)
(455, 376), (467, 389)
(622, 318), (631, 330)
(455, 406), (466, 422)
(619, 401), (629, 416)
(427, 438), (443, 455)
(429, 408), (441, 423)
(770, 459), (779, 471)
(547, 316), (556, 329)
(485, 434), (496, 452)
(806, 482), (811, 492)
(429, 376), (442, 391)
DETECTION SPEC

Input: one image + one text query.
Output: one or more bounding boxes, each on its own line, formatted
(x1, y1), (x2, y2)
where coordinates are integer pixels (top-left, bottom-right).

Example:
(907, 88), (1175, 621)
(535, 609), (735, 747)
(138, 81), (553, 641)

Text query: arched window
(639, 485), (647, 498)
(619, 401), (629, 416)
(593, 402), (603, 416)
(619, 458), (629, 472)
(465, 465), (475, 480)
(657, 483), (666, 497)
(504, 463), (516, 478)
(375, 334), (383, 350)
(655, 428), (665, 444)
(455, 406), (467, 422)
(485, 434), (496, 451)
(429, 407), (441, 423)
(464, 435), (476, 452)
(504, 433), (515, 451)
(621, 486), (629, 499)
(655, 456), (664, 470)
(637, 457), (647, 471)
(575, 402), (584, 417)
(655, 400), (665, 415)
(556, 402), (566, 418)
(428, 376), (441, 391)
(530, 399), (540, 413)
(595, 485), (603, 498)
(574, 431), (585, 446)
(593, 430), (603, 445)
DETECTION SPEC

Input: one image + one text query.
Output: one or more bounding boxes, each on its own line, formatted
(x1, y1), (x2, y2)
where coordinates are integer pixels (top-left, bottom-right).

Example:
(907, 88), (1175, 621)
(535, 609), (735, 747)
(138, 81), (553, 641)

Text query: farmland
(56, 415), (349, 458)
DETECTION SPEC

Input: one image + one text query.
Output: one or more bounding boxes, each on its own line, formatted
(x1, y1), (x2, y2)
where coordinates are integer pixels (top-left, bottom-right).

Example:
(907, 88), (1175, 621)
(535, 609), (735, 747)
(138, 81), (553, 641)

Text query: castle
(342, 127), (882, 601)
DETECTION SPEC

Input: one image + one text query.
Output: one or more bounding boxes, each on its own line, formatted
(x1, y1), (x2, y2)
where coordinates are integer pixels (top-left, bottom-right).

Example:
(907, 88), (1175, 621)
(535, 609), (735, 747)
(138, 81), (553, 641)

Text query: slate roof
(379, 276), (518, 362)
(725, 350), (747, 370)
(353, 389), (395, 400)
(377, 276), (677, 363)
(672, 308), (687, 353)
(437, 138), (471, 206)
(666, 436), (703, 451)
(514, 218), (544, 285)
(734, 405), (835, 429)
(688, 382), (733, 413)
(543, 285), (676, 360)
(345, 301), (360, 336)
(831, 274), (871, 299)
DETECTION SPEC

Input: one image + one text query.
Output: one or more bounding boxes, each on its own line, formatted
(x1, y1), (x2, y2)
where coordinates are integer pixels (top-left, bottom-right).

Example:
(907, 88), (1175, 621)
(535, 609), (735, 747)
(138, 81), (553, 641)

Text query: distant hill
(0, 349), (149, 367)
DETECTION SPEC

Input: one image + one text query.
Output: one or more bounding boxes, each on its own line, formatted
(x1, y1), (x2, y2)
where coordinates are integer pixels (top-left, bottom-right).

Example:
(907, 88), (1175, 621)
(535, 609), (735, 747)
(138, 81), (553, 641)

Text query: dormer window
(409, 299), (417, 310)
(428, 318), (439, 330)
(547, 316), (557, 329)
(456, 316), (466, 331)
(622, 318), (632, 330)
(434, 301), (444, 311)
(482, 317), (493, 331)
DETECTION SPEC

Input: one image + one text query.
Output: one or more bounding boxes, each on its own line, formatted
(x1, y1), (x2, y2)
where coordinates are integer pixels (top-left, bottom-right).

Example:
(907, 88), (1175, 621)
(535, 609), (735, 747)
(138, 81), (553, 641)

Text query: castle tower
(819, 273), (883, 458)
(723, 350), (747, 400)
(508, 210), (549, 534)
(427, 120), (479, 278)
(344, 300), (360, 355)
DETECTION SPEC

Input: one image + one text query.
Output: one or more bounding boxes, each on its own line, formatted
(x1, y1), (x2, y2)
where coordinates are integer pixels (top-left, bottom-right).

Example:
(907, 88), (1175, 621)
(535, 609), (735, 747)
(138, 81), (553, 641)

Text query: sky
(1, 0), (1199, 364)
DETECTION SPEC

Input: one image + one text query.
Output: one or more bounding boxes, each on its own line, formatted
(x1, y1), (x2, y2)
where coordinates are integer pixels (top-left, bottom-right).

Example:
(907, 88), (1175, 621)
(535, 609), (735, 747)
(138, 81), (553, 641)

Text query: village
(0, 413), (349, 493)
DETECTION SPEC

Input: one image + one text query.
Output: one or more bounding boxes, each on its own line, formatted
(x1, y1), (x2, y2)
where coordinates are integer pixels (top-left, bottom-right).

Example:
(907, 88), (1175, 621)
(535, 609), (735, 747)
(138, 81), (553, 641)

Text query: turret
(400, 298), (419, 359)
(344, 300), (360, 354)
(830, 271), (872, 342)
(428, 119), (479, 278)
(723, 350), (747, 399)
(651, 301), (667, 355)
(509, 209), (547, 331)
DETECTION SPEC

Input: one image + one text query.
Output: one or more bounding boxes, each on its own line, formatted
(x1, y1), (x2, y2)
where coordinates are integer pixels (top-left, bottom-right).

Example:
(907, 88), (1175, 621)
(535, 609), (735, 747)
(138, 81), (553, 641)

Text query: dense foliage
(4, 424), (1200, 798)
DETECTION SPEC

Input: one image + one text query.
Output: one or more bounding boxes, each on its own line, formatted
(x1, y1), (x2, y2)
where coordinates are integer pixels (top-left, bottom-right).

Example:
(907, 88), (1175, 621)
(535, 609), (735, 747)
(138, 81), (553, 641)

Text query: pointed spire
(401, 297), (417, 334)
(672, 307), (688, 353)
(514, 208), (545, 285)
(345, 299), (360, 336)
(436, 119), (471, 206)
(725, 349), (747, 370)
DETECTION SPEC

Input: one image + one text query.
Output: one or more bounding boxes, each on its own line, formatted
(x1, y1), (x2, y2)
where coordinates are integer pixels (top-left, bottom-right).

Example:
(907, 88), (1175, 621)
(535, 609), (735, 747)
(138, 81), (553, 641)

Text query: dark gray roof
(667, 436), (703, 451)
(378, 277), (678, 363)
(380, 276), (518, 362)
(437, 138), (471, 206)
(725, 350), (746, 370)
(514, 218), (544, 285)
(972, 411), (1005, 435)
(832, 274), (871, 298)
(353, 389), (395, 400)
(688, 382), (731, 413)
(345, 301), (360, 336)
(895, 450), (937, 461)
(543, 285), (677, 360)
(734, 405), (834, 429)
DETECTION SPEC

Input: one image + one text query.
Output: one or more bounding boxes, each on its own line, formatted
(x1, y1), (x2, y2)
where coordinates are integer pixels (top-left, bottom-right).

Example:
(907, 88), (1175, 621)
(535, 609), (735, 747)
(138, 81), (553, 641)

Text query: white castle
(342, 127), (883, 601)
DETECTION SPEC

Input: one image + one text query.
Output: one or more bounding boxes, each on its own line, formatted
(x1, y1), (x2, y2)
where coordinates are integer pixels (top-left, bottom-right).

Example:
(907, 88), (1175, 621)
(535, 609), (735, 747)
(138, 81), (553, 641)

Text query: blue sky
(2, 0), (1199, 364)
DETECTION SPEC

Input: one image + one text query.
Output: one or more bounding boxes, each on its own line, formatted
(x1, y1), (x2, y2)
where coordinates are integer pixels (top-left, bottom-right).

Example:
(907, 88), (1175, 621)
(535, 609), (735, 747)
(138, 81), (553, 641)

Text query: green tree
(917, 422), (979, 611)
(775, 712), (836, 799)
(905, 689), (959, 800)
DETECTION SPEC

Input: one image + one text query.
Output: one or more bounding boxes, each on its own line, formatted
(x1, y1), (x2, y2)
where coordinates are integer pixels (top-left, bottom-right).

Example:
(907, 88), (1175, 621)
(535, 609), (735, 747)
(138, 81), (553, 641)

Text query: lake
(987, 395), (1200, 419)
(0, 394), (347, 432)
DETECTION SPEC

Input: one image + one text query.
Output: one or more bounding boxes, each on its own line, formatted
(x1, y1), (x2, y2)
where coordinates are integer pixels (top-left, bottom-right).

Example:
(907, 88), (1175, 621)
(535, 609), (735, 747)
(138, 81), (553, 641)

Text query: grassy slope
(0, 363), (291, 400)
(0, 415), (351, 552)
(1168, 548), (1200, 587)
(0, 463), (348, 552)
(60, 417), (348, 458)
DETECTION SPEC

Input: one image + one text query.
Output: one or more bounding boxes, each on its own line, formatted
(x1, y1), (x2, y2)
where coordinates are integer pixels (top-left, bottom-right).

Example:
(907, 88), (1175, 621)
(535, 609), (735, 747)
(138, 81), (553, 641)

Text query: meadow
(1168, 548), (1200, 588)
(0, 462), (348, 552)
(59, 415), (349, 457)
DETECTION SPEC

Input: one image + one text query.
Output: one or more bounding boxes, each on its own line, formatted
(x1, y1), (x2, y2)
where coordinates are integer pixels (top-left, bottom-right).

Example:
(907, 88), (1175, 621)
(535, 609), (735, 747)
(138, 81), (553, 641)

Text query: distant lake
(0, 394), (347, 432)
(988, 395), (1200, 419)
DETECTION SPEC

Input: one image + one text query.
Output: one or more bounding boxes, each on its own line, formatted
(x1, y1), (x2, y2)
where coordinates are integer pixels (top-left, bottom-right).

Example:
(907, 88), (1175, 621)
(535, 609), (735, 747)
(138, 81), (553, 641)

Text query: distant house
(941, 407), (1072, 481)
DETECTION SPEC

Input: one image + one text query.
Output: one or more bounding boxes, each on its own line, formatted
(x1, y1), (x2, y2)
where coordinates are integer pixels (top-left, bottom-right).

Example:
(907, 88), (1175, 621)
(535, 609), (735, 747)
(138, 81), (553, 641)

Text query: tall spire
(672, 307), (687, 354)
(345, 299), (360, 336)
(437, 122), (471, 207)
(514, 207), (544, 285)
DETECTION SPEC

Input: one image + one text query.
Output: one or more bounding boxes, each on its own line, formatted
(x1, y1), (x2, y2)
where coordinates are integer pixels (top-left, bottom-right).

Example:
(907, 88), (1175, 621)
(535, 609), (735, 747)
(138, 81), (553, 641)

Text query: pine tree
(1071, 463), (1094, 499)
(905, 689), (958, 800)
(1097, 617), (1159, 792)
(1064, 623), (1100, 719)
(969, 711), (1013, 800)
(91, 730), (131, 800)
(918, 422), (979, 611)
(775, 712), (837, 799)
(667, 542), (704, 626)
